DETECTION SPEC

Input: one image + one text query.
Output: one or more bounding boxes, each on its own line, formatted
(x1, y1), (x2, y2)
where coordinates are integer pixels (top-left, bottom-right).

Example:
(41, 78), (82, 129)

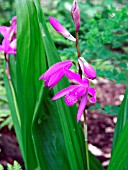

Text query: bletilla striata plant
(40, 0), (96, 122)
(40, 2), (96, 168)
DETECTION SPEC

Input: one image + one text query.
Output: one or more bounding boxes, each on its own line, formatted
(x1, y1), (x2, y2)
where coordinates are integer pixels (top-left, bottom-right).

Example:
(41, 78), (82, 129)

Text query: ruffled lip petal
(49, 16), (76, 42)
(65, 90), (79, 106)
(77, 94), (88, 122)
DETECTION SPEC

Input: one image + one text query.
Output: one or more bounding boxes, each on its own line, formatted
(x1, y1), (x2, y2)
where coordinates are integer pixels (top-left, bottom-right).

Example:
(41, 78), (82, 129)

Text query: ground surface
(0, 81), (126, 169)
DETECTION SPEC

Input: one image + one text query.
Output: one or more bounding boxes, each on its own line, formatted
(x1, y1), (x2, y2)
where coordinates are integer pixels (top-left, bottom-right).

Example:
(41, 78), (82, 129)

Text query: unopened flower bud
(49, 16), (76, 42)
(71, 0), (80, 31)
(78, 57), (96, 79)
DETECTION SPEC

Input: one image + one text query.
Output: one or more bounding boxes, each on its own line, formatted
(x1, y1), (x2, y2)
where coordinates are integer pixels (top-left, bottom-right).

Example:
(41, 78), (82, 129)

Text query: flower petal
(49, 16), (76, 42)
(39, 60), (72, 80)
(65, 87), (80, 106)
(77, 93), (88, 122)
(88, 86), (96, 103)
(48, 71), (64, 89)
(52, 85), (80, 100)
(0, 26), (9, 37)
(0, 45), (3, 51)
(64, 68), (83, 84)
(10, 39), (16, 50)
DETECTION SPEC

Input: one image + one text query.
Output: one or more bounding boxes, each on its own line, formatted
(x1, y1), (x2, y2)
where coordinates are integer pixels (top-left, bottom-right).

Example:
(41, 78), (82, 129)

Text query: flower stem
(5, 54), (11, 80)
(84, 113), (90, 170)
(75, 31), (90, 170)
(75, 31), (82, 77)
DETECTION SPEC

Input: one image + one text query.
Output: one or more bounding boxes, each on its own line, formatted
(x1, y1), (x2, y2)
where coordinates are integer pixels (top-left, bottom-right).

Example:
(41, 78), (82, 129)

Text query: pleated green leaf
(111, 87), (128, 170)
(107, 119), (128, 170)
(112, 87), (128, 149)
(4, 56), (24, 160)
(16, 0), (46, 169)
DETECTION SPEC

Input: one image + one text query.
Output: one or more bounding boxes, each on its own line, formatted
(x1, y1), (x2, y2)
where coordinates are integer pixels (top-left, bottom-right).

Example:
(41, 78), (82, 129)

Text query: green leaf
(110, 87), (128, 170)
(112, 87), (128, 150)
(107, 119), (128, 170)
(4, 74), (24, 159)
(95, 103), (101, 109)
(89, 152), (105, 170)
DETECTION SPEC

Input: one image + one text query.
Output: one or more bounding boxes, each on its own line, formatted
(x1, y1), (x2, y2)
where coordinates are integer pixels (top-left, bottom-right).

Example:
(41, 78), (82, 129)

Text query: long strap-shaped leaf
(112, 87), (128, 149)
(111, 87), (128, 170)
(107, 118), (128, 170)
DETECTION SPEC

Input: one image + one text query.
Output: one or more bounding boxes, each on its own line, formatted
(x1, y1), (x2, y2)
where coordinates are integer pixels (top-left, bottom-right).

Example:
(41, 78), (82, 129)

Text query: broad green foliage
(107, 87), (128, 170)
(112, 87), (128, 148)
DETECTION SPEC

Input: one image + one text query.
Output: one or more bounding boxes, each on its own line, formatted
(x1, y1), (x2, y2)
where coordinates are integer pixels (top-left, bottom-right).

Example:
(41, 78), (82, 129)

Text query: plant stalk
(75, 31), (82, 77)
(75, 30), (90, 170)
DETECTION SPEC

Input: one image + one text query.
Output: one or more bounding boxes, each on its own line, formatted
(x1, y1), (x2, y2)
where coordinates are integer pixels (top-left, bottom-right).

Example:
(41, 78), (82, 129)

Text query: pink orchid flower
(52, 69), (96, 122)
(0, 16), (17, 55)
(39, 60), (72, 89)
(78, 57), (96, 80)
(0, 37), (16, 55)
(71, 0), (80, 31)
(49, 16), (76, 42)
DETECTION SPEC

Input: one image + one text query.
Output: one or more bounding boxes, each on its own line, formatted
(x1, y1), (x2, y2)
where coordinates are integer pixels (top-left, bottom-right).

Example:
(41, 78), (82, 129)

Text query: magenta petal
(78, 58), (96, 80)
(52, 85), (80, 100)
(12, 16), (17, 23)
(39, 60), (72, 80)
(0, 26), (9, 37)
(88, 86), (96, 103)
(48, 71), (64, 89)
(10, 39), (16, 50)
(77, 94), (88, 122)
(0, 45), (3, 51)
(49, 16), (76, 42)
(64, 68), (83, 84)
(65, 87), (80, 106)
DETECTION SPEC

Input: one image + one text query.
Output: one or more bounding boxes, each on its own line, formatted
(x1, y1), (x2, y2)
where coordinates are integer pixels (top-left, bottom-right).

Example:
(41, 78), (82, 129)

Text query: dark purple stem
(75, 31), (82, 78)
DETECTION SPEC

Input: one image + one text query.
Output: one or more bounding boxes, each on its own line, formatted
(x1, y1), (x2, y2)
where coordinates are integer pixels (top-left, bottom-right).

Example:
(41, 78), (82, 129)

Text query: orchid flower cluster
(0, 16), (17, 79)
(40, 0), (97, 122)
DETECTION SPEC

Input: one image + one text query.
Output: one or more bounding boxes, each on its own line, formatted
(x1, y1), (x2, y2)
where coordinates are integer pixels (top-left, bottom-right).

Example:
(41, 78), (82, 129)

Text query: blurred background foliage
(0, 0), (128, 129)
